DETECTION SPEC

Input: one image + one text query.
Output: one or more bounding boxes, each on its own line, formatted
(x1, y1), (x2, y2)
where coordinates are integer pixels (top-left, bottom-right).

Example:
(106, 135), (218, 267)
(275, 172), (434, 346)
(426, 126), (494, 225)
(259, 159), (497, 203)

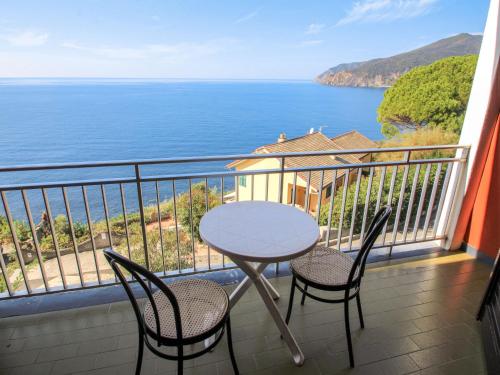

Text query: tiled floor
(0, 252), (491, 375)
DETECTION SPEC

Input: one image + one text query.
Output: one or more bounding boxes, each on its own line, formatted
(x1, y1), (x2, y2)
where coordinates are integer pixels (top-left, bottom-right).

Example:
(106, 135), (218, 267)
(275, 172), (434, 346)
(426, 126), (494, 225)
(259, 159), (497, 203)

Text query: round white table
(200, 201), (320, 366)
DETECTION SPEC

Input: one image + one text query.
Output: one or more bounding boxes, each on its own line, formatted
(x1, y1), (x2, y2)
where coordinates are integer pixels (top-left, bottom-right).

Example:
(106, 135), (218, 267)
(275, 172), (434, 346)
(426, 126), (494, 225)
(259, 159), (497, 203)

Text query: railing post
(276, 157), (285, 274)
(135, 164), (150, 271)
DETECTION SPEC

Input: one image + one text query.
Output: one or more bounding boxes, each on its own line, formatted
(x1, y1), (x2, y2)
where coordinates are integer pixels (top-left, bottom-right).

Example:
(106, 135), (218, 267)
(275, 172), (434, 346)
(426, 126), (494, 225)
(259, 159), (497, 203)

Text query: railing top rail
(0, 144), (470, 173)
(0, 156), (465, 191)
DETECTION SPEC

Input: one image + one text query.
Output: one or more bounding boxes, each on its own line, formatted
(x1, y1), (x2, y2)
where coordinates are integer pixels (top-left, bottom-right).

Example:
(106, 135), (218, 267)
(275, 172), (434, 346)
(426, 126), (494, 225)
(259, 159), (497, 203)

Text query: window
(325, 185), (332, 199)
(239, 175), (247, 187)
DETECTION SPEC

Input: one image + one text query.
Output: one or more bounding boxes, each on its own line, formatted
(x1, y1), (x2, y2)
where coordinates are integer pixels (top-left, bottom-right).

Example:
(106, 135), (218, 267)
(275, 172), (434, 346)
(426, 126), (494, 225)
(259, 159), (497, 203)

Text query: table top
(199, 201), (320, 262)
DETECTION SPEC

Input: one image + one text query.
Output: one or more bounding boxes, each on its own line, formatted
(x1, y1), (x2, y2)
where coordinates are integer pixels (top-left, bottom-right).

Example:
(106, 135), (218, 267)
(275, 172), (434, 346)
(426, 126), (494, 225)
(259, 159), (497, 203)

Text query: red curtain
(451, 60), (500, 258)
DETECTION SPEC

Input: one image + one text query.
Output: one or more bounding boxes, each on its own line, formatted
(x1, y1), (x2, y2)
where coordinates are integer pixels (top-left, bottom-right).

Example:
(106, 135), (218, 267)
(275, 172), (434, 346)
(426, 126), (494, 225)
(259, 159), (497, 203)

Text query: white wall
(437, 0), (500, 249)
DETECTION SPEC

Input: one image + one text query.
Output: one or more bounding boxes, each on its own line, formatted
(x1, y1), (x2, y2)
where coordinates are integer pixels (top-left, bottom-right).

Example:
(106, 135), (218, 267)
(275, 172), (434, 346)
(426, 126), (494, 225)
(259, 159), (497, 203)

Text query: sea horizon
(0, 77), (320, 86)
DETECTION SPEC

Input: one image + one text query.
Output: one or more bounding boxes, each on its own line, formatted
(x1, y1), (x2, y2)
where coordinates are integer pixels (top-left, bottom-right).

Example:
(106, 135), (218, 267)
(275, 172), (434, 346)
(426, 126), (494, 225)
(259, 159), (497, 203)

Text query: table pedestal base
(230, 261), (304, 366)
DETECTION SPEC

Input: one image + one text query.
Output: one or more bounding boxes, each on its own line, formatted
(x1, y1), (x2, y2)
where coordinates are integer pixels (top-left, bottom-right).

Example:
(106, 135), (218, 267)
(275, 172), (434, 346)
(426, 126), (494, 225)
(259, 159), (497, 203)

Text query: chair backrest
(347, 206), (392, 286)
(103, 249), (183, 342)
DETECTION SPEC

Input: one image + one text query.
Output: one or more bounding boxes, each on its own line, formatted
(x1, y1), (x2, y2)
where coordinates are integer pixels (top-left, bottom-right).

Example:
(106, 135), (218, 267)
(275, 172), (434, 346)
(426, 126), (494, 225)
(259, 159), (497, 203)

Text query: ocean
(0, 79), (385, 220)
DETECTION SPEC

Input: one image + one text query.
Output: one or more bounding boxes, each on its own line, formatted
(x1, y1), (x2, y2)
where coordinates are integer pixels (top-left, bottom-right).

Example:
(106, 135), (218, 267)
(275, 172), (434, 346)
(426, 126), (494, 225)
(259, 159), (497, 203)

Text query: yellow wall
(234, 158), (320, 210)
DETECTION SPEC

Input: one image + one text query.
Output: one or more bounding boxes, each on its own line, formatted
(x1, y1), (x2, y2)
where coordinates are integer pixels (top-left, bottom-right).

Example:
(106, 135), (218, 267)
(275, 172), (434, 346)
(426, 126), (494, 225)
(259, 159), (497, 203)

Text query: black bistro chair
(285, 206), (392, 368)
(104, 249), (239, 375)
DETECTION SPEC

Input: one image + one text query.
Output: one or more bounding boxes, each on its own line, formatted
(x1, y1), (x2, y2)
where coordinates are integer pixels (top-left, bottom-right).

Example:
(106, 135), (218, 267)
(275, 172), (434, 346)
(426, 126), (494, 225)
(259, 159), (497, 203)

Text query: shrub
(376, 128), (459, 162)
(176, 182), (220, 242)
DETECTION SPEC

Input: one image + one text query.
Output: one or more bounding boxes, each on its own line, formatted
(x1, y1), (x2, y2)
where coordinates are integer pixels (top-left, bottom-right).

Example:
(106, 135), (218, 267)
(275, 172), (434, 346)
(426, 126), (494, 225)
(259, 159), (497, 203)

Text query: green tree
(378, 55), (478, 138)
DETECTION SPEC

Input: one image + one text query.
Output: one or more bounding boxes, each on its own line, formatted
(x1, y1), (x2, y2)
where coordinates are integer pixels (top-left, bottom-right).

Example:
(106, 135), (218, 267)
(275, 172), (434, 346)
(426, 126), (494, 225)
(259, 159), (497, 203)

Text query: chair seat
(144, 279), (228, 340)
(290, 246), (359, 287)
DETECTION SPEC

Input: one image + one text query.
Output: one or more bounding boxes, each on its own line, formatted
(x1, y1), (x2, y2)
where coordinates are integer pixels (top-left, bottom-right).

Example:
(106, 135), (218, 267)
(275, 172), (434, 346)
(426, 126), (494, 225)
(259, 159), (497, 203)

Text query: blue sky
(0, 0), (490, 79)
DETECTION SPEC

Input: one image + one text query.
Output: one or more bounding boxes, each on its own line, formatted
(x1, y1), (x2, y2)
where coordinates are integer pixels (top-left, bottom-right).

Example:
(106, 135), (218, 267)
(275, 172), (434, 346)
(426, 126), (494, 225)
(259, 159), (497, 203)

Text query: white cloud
(61, 39), (235, 63)
(336, 0), (437, 26)
(3, 30), (49, 46)
(305, 23), (325, 35)
(234, 10), (259, 24)
(299, 40), (323, 47)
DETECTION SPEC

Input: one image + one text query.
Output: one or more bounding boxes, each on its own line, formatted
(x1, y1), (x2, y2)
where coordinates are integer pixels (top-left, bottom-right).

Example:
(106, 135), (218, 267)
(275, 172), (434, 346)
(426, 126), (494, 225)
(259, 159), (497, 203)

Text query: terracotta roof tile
(330, 130), (378, 159)
(227, 132), (366, 191)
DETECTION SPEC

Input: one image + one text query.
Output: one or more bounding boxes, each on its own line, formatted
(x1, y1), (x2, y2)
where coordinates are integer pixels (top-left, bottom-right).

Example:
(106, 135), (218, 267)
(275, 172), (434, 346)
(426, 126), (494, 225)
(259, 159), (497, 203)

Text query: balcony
(0, 252), (490, 374)
(0, 145), (492, 374)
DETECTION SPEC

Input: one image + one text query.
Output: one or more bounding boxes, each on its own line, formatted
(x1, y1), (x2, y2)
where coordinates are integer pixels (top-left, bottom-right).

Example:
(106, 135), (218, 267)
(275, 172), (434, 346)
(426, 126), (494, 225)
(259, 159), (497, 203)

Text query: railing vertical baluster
(22, 190), (50, 291)
(61, 187), (84, 287)
(381, 166), (398, 245)
(325, 170), (338, 248)
(82, 187), (101, 285)
(205, 178), (211, 270)
(188, 179), (196, 271)
(221, 177), (224, 205)
(315, 170), (324, 223)
(0, 245), (13, 296)
(119, 184), (132, 260)
(412, 164), (431, 242)
(337, 171), (350, 251)
(134, 165), (150, 271)
(100, 185), (117, 282)
(155, 181), (166, 275)
(431, 162), (453, 239)
(1, 191), (31, 293)
(42, 188), (67, 289)
(278, 157), (285, 204)
(360, 167), (374, 244)
(172, 180), (181, 272)
(375, 166), (387, 214)
(305, 171), (312, 213)
(276, 157), (285, 274)
(291, 172), (297, 206)
(390, 161), (410, 253)
(220, 177), (225, 267)
(250, 175), (254, 201)
(101, 185), (113, 250)
(348, 168), (362, 251)
(235, 175), (239, 202)
(422, 163), (443, 239)
(402, 165), (421, 242)
(265, 173), (269, 202)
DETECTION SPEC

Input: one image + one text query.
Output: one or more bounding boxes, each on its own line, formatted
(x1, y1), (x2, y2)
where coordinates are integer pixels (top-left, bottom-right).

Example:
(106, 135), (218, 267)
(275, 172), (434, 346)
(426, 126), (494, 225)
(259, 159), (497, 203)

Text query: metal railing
(0, 145), (469, 298)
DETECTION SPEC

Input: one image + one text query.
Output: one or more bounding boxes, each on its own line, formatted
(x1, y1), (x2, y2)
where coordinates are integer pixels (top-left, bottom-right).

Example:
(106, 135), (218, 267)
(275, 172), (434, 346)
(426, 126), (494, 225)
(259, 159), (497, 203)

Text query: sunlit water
(0, 79), (385, 221)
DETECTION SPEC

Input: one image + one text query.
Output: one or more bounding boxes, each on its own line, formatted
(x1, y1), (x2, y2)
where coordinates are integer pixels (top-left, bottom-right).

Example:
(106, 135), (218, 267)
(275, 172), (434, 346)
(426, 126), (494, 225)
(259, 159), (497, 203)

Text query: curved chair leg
(344, 299), (355, 368)
(226, 316), (240, 375)
(285, 276), (296, 325)
(300, 284), (308, 306)
(135, 334), (144, 375)
(177, 345), (183, 375)
(356, 293), (365, 329)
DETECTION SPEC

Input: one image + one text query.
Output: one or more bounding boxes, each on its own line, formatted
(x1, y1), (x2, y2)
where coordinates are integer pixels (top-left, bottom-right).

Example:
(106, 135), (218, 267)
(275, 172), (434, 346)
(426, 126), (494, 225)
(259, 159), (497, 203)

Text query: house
(226, 130), (378, 213)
